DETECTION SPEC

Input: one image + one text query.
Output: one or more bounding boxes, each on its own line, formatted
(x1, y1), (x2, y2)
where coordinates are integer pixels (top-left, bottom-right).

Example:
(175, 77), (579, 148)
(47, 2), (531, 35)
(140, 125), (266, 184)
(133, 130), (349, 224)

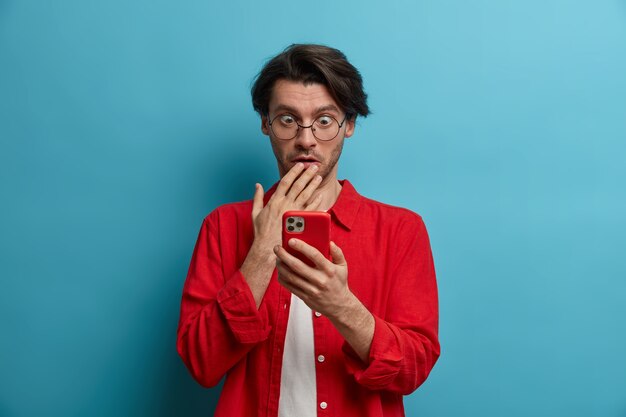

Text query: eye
(278, 114), (296, 125)
(316, 116), (334, 127)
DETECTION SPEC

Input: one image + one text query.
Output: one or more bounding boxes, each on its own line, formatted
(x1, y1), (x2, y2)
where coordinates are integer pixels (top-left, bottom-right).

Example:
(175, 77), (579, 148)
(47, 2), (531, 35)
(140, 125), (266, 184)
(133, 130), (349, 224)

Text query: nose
(294, 124), (317, 149)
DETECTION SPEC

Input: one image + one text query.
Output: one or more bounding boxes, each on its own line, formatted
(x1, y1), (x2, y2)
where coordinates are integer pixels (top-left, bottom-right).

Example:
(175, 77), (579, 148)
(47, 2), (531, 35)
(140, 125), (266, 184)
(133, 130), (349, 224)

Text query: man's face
(261, 79), (355, 181)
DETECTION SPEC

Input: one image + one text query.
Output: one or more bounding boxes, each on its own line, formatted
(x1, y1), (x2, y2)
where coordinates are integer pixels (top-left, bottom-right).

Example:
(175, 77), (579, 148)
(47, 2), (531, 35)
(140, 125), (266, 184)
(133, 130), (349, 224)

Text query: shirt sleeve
(342, 213), (440, 394)
(176, 211), (272, 388)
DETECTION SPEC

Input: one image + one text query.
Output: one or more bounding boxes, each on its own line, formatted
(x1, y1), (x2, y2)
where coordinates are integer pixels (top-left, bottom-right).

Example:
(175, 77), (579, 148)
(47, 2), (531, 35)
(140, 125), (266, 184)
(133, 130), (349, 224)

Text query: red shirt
(177, 179), (440, 417)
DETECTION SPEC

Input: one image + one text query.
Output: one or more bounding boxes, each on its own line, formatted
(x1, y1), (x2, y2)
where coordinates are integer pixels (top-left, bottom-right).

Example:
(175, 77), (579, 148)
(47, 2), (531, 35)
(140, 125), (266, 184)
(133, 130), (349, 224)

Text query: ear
(261, 115), (270, 136)
(343, 116), (356, 138)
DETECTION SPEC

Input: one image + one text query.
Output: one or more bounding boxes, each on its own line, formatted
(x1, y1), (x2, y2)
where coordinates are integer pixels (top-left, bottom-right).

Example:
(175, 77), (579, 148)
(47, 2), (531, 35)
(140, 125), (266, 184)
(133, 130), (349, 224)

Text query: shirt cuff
(342, 315), (403, 389)
(216, 270), (272, 344)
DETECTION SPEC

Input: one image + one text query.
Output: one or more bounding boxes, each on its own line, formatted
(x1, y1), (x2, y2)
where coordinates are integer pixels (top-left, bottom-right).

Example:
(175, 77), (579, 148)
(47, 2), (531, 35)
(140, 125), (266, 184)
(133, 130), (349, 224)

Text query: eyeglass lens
(270, 115), (340, 141)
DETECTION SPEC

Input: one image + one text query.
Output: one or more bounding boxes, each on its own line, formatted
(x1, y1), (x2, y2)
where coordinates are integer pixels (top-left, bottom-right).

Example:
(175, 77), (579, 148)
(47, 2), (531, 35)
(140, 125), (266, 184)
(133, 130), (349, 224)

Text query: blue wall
(1, 1), (625, 416)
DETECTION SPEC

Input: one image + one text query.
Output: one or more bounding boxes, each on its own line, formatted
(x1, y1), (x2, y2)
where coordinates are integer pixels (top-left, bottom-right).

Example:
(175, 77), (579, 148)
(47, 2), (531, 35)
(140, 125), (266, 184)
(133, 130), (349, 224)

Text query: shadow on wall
(156, 258), (223, 416)
(157, 129), (274, 416)
(0, 1), (9, 29)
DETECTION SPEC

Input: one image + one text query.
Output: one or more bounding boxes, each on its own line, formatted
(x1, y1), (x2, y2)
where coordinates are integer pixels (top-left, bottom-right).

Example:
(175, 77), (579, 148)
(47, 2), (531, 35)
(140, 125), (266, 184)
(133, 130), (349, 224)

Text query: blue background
(1, 0), (625, 416)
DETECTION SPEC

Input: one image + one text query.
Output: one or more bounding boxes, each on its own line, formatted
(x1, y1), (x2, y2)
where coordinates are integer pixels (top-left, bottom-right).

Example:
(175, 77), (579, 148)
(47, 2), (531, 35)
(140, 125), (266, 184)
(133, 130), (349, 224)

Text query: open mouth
(291, 158), (321, 171)
(292, 156), (319, 163)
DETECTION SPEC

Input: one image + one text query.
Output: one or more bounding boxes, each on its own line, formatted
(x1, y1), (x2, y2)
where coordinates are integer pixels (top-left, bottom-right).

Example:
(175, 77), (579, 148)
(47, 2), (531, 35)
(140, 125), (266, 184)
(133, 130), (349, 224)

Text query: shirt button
(314, 311), (322, 317)
(319, 401), (327, 409)
(317, 355), (325, 363)
(283, 303), (288, 309)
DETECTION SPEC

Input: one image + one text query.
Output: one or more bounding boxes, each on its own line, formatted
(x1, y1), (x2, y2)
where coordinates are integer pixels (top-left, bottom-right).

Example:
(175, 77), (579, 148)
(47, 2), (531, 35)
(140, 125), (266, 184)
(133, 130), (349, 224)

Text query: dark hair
(251, 44), (370, 120)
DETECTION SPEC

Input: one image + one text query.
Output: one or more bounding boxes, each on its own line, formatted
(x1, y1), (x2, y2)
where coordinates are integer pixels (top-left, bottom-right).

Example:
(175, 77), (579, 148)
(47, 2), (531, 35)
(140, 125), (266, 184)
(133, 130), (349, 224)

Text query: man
(177, 44), (439, 417)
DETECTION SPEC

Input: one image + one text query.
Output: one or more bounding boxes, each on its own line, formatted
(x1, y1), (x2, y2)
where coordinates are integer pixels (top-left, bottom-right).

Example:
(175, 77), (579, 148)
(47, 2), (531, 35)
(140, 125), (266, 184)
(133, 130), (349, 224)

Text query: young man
(177, 44), (440, 417)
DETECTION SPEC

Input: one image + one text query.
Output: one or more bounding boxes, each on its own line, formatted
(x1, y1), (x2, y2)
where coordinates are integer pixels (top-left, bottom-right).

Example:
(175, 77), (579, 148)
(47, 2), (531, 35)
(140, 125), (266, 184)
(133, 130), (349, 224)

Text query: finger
(293, 173), (323, 207)
(281, 280), (313, 306)
(287, 238), (332, 272)
(330, 241), (347, 266)
(274, 244), (318, 280)
(274, 162), (306, 197)
(276, 261), (319, 298)
(305, 194), (323, 211)
(252, 183), (264, 219)
(286, 165), (320, 203)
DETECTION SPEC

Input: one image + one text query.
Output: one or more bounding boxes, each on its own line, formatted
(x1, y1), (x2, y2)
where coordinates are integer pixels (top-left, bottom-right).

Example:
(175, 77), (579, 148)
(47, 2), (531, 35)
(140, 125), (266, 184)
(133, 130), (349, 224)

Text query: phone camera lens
(287, 226), (294, 231)
(287, 218), (294, 223)
(296, 222), (303, 227)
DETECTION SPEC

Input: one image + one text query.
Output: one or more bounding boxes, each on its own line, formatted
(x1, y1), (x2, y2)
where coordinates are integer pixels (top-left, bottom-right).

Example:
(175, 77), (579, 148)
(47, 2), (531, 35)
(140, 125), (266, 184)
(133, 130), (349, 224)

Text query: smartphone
(282, 211), (331, 268)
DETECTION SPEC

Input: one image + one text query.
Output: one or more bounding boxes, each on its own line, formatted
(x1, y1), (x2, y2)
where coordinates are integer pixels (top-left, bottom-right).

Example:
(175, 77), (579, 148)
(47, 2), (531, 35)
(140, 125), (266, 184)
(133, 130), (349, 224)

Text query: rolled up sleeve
(216, 270), (272, 344)
(176, 212), (272, 388)
(342, 214), (440, 394)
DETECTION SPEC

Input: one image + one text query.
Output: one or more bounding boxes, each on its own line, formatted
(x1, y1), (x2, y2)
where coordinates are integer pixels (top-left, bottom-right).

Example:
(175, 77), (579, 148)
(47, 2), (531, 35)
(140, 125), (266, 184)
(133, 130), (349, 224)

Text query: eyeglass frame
(266, 112), (349, 142)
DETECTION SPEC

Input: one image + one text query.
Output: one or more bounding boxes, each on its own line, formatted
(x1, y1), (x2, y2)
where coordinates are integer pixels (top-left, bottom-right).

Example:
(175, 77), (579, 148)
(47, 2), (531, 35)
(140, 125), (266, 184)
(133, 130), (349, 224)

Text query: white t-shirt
(278, 293), (316, 417)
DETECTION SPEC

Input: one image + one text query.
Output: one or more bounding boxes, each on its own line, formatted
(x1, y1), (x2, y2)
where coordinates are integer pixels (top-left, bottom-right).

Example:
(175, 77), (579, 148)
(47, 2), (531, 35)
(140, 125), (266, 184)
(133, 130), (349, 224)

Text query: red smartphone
(282, 211), (331, 268)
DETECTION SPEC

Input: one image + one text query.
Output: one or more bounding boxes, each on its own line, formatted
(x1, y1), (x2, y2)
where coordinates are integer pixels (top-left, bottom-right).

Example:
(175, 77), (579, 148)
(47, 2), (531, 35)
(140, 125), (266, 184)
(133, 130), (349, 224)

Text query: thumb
(330, 241), (346, 265)
(252, 183), (264, 218)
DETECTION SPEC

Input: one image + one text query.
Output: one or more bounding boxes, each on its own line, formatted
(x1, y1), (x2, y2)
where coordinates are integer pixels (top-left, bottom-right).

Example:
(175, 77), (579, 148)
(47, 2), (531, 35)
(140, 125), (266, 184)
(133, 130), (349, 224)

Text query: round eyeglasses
(268, 114), (348, 141)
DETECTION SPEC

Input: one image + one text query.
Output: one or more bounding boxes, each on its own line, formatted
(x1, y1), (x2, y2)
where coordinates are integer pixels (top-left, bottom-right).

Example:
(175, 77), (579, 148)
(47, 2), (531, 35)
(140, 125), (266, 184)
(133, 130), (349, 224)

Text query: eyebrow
(272, 104), (341, 116)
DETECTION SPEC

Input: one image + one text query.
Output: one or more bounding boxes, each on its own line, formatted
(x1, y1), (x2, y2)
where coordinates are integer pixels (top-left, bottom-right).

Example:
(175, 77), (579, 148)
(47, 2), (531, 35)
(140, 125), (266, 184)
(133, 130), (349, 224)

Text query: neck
(312, 176), (342, 212)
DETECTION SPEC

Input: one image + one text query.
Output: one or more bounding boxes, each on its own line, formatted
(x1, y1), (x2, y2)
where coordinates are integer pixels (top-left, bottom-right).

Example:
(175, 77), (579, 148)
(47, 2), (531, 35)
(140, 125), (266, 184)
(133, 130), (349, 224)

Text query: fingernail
(296, 162), (304, 168)
(288, 239), (297, 246)
(311, 165), (318, 171)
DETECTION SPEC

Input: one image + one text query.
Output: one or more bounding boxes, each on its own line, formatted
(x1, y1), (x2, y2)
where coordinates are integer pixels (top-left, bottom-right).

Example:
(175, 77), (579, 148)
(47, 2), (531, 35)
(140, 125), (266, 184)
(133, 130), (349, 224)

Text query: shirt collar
(263, 179), (362, 231)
